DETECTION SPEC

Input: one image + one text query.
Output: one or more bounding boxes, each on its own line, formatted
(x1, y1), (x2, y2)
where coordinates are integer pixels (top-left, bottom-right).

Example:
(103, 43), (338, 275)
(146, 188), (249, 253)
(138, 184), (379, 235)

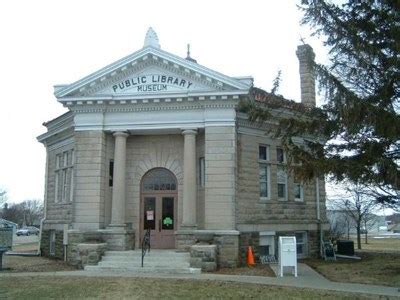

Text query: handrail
(141, 227), (151, 267)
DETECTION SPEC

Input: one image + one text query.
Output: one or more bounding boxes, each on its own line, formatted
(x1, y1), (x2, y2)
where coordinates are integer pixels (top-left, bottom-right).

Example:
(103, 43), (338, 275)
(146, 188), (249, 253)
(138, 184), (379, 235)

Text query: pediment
(55, 46), (252, 100)
(86, 63), (224, 97)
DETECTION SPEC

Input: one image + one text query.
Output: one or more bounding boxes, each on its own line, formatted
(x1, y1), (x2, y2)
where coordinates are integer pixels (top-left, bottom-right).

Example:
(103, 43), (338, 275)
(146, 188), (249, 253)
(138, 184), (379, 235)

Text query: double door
(142, 194), (176, 249)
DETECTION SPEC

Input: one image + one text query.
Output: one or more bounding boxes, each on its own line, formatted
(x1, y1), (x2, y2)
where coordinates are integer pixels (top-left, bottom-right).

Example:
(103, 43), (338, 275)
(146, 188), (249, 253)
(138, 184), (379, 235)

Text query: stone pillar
(296, 44), (316, 107)
(182, 129), (197, 228)
(109, 131), (129, 228)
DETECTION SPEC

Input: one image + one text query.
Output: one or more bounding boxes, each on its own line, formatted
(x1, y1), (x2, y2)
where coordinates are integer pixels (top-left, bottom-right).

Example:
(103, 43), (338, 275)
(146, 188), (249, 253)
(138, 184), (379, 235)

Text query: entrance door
(143, 195), (176, 248)
(141, 168), (178, 249)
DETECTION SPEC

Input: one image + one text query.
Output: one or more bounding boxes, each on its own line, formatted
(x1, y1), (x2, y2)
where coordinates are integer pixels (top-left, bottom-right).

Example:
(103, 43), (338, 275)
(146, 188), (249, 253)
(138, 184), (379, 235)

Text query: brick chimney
(296, 44), (316, 107)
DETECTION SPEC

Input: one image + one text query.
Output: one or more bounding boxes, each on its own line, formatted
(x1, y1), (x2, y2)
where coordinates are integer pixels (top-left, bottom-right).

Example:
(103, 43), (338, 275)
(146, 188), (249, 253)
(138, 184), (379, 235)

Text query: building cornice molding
(60, 90), (246, 105)
(71, 101), (238, 114)
(37, 113), (74, 143)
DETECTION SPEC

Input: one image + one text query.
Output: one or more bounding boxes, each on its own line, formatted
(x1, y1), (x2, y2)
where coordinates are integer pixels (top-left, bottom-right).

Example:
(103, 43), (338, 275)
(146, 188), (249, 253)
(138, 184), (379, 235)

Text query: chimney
(296, 44), (316, 107)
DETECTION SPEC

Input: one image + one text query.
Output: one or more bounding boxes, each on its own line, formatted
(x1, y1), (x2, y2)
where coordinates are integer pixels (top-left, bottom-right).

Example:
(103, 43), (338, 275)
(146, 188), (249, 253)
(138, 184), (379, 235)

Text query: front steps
(84, 249), (201, 274)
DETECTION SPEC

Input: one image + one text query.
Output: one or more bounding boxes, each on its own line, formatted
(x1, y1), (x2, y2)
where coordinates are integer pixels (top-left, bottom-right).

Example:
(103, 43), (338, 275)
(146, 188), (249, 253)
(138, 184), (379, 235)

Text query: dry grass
(12, 242), (39, 252)
(2, 255), (77, 273)
(213, 264), (275, 277)
(355, 236), (400, 252)
(304, 237), (400, 287)
(0, 277), (395, 300)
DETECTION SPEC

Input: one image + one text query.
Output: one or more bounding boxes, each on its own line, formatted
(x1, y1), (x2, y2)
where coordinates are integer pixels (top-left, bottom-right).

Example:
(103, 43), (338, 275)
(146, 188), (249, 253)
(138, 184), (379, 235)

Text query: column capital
(182, 129), (197, 136)
(113, 131), (129, 138)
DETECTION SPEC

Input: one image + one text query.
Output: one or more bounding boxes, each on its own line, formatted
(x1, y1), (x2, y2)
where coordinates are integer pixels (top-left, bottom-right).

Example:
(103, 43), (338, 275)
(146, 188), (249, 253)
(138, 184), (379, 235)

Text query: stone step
(104, 250), (189, 257)
(84, 265), (201, 274)
(98, 261), (190, 268)
(85, 249), (198, 275)
(102, 255), (189, 262)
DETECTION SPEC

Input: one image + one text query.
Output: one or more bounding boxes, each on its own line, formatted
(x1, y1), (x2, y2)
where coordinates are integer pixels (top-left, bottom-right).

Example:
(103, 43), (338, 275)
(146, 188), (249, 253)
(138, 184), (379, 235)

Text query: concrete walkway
(0, 263), (399, 298)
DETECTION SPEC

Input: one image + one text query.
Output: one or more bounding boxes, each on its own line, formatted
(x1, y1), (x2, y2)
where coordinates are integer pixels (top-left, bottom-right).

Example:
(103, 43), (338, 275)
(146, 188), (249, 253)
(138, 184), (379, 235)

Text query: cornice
(71, 101), (238, 114)
(61, 90), (246, 103)
(37, 112), (74, 143)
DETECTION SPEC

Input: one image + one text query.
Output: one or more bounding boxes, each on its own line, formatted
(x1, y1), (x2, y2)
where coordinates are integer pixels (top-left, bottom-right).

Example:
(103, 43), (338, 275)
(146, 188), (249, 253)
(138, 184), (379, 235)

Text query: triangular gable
(55, 46), (252, 100)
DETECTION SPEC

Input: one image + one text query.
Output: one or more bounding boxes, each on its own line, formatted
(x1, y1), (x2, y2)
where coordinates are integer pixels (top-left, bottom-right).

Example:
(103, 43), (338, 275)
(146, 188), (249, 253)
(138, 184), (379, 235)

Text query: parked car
(16, 226), (40, 236)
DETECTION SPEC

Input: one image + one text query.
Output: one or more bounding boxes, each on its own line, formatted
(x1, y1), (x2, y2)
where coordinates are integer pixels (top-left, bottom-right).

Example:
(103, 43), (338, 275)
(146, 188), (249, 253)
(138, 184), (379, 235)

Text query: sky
(0, 0), (329, 204)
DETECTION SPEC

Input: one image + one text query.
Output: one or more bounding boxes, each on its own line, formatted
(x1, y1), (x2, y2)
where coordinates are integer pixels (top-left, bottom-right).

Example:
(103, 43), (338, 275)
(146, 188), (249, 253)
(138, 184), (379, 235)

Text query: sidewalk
(0, 263), (399, 298)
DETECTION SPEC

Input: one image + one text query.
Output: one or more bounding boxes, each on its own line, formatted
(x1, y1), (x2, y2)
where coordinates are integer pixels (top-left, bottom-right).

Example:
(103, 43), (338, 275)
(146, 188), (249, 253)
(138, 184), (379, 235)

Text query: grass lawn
(303, 237), (400, 287)
(0, 277), (395, 300)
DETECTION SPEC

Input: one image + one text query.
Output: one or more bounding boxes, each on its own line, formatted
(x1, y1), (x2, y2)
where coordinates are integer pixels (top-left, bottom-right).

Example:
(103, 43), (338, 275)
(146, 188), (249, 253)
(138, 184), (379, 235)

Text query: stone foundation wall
(41, 230), (64, 259)
(66, 229), (135, 267)
(176, 230), (239, 268)
(190, 244), (217, 272)
(72, 243), (107, 269)
(239, 230), (321, 266)
(239, 232), (260, 266)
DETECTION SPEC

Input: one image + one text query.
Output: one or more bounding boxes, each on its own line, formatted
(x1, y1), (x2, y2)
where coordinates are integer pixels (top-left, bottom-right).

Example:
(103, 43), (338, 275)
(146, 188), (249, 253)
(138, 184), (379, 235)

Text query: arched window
(142, 168), (177, 191)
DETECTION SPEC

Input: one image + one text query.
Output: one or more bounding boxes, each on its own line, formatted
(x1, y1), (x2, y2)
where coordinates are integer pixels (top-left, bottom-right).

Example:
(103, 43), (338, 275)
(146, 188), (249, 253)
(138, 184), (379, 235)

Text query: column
(109, 131), (129, 228)
(182, 129), (197, 228)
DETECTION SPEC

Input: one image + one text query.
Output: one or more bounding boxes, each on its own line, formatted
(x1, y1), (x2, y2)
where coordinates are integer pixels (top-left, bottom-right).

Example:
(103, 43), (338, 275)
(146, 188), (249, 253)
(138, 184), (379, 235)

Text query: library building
(38, 28), (328, 270)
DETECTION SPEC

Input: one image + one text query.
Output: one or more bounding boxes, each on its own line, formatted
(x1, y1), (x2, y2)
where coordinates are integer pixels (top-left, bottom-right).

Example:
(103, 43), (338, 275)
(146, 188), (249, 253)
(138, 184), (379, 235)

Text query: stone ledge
(176, 230), (240, 236)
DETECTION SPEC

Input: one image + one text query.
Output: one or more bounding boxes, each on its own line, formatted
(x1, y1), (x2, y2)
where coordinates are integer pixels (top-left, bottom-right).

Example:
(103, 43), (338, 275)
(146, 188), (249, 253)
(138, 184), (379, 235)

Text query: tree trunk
(356, 225), (362, 250)
(365, 231), (368, 244)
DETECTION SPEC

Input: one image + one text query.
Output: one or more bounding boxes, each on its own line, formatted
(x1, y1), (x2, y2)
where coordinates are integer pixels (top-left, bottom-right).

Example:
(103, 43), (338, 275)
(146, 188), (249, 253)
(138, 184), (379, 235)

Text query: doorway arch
(140, 168), (178, 249)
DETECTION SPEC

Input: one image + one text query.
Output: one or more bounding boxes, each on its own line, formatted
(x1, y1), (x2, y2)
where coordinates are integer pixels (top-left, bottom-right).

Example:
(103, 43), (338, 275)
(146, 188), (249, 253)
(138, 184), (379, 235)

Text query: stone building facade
(38, 28), (328, 267)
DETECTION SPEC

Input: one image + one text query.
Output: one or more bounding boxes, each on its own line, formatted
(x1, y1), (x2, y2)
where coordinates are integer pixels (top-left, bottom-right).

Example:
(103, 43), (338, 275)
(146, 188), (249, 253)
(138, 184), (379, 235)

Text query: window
(55, 149), (74, 203)
(277, 166), (287, 200)
(293, 171), (304, 202)
(49, 230), (56, 256)
(199, 157), (205, 187)
(109, 160), (114, 187)
(142, 168), (177, 191)
(259, 145), (268, 160)
(259, 145), (270, 200)
(259, 165), (269, 198)
(295, 232), (307, 257)
(277, 147), (285, 163)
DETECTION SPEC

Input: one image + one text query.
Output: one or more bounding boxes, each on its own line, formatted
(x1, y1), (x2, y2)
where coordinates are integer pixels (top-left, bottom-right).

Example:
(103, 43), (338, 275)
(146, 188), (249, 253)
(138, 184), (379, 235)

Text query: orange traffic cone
(247, 246), (255, 267)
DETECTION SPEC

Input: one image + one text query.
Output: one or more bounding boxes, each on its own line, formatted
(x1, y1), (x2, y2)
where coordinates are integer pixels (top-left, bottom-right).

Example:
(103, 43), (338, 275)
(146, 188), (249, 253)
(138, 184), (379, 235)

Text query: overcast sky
(0, 0), (330, 204)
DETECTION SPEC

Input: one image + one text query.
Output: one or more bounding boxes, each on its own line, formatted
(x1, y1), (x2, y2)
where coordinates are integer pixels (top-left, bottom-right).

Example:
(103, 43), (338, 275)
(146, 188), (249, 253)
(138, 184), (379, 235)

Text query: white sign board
(278, 236), (297, 277)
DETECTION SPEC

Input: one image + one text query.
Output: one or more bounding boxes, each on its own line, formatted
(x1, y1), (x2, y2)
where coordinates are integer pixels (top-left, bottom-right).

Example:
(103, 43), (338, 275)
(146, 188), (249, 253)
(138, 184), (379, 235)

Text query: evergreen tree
(244, 0), (400, 209)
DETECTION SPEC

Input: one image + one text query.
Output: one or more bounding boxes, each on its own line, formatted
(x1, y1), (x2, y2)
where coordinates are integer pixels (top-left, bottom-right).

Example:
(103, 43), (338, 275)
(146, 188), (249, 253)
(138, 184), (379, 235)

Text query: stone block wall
(239, 232), (260, 266)
(66, 229), (134, 267)
(73, 131), (107, 230)
(190, 244), (217, 272)
(41, 229), (64, 259)
(176, 230), (239, 268)
(236, 132), (327, 236)
(73, 243), (107, 269)
(45, 138), (74, 225)
(204, 126), (236, 230)
(239, 230), (321, 266)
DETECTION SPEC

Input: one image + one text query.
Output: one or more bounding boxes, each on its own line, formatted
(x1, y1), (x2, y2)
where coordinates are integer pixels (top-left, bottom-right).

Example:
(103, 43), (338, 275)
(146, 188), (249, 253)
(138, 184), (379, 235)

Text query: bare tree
(0, 189), (7, 207)
(1, 199), (43, 227)
(327, 210), (355, 241)
(330, 182), (379, 250)
(18, 200), (44, 226)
